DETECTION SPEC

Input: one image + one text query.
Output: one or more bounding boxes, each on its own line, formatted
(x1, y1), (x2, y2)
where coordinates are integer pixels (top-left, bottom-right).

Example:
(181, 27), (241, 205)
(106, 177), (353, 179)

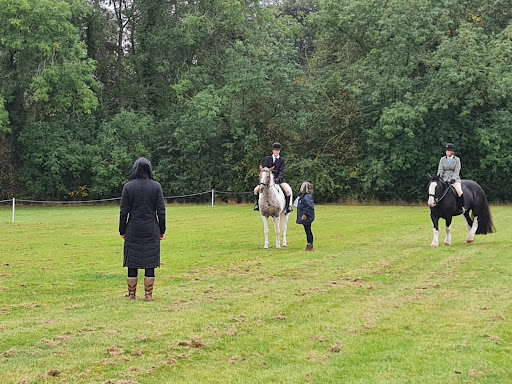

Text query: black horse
(427, 175), (494, 247)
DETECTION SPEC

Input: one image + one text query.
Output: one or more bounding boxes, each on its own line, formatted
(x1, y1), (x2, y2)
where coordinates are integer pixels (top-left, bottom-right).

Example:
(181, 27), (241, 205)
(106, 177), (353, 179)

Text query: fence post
(12, 197), (15, 223)
(211, 189), (215, 207)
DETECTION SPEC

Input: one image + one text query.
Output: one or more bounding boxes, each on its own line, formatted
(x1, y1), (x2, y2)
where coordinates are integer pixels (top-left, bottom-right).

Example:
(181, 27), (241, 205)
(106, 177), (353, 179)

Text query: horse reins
(430, 181), (450, 204)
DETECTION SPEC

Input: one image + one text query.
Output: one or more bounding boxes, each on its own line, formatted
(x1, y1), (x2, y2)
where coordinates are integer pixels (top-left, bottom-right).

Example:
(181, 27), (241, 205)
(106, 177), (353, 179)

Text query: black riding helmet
(272, 142), (282, 150)
(445, 143), (456, 151)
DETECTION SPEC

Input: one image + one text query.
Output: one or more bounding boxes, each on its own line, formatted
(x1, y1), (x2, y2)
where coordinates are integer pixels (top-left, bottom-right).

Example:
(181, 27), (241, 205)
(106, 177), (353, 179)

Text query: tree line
(1, 0), (512, 202)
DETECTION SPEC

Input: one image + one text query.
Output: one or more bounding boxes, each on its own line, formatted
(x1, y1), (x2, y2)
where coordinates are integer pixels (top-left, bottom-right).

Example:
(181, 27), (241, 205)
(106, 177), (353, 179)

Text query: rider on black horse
(437, 143), (466, 214)
(253, 142), (293, 214)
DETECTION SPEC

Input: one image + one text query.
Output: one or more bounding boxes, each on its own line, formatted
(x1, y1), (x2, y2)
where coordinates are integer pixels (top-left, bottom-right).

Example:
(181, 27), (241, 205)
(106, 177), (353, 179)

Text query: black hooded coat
(119, 158), (166, 268)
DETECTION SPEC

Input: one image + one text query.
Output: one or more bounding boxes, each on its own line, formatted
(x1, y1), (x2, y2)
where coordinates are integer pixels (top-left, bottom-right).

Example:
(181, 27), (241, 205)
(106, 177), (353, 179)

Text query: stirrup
(253, 204), (259, 211)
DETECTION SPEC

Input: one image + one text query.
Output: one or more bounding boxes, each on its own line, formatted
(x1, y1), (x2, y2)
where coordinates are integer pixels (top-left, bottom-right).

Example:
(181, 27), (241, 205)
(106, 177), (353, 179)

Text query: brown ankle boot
(126, 277), (137, 300)
(144, 277), (155, 301)
(305, 244), (314, 251)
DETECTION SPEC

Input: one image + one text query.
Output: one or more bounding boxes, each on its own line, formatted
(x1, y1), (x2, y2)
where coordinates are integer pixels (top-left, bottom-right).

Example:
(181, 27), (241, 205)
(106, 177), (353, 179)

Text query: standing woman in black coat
(119, 158), (166, 301)
(296, 181), (315, 251)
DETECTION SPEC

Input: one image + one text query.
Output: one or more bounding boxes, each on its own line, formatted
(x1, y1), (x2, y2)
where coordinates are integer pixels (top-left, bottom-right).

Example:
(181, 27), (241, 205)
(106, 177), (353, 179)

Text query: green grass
(0, 204), (511, 383)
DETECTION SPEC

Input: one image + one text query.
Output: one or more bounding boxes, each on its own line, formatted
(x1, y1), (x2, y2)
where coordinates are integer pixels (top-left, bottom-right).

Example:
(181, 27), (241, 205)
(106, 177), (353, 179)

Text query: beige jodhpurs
(453, 182), (463, 197)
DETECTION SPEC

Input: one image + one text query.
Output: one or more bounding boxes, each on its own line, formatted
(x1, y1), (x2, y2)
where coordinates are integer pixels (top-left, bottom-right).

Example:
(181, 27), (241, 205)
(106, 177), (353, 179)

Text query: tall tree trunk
(114, 0), (125, 109)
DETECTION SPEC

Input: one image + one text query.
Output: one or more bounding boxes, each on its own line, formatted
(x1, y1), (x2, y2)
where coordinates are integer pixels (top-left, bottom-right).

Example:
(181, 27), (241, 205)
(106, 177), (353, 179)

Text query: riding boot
(253, 195), (259, 211)
(126, 277), (137, 300)
(285, 194), (293, 214)
(458, 193), (466, 214)
(144, 277), (155, 301)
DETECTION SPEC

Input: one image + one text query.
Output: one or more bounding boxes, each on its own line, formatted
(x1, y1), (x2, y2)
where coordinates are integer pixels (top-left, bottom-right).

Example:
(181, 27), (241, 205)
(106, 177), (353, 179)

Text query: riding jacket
(263, 155), (286, 184)
(437, 155), (461, 183)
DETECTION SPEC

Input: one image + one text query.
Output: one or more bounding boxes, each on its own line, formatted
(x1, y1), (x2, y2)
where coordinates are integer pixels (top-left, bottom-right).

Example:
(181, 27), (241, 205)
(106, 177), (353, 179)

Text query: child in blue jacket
(296, 182), (315, 251)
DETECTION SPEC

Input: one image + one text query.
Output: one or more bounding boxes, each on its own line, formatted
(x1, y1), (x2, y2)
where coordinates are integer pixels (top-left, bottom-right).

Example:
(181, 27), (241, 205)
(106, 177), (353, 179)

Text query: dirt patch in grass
(178, 338), (205, 348)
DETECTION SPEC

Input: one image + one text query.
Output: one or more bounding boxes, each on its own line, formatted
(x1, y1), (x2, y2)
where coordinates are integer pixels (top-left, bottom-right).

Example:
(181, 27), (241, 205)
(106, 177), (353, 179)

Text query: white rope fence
(1, 189), (253, 223)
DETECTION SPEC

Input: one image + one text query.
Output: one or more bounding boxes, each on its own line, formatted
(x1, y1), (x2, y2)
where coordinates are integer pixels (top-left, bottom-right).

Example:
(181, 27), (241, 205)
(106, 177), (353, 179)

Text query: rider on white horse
(254, 142), (293, 214)
(437, 143), (465, 214)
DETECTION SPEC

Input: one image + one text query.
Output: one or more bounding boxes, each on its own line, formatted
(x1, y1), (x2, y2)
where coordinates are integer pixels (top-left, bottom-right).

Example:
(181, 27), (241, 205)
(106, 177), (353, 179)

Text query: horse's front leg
(430, 211), (440, 247)
(261, 215), (270, 249)
(281, 212), (289, 248)
(444, 217), (452, 246)
(273, 216), (281, 248)
(466, 215), (478, 244)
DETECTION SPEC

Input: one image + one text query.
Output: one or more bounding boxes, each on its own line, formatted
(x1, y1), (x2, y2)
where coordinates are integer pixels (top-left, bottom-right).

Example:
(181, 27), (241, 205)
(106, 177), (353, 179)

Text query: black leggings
(128, 268), (155, 278)
(303, 223), (313, 244)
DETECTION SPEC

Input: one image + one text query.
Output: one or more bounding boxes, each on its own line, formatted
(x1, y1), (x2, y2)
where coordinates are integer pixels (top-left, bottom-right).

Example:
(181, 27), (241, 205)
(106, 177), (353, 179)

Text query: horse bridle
(429, 180), (450, 204)
(259, 168), (276, 190)
(259, 168), (271, 188)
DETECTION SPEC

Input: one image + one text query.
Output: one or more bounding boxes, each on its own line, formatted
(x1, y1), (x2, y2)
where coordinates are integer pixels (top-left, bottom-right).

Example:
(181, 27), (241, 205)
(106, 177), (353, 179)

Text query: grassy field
(0, 204), (511, 384)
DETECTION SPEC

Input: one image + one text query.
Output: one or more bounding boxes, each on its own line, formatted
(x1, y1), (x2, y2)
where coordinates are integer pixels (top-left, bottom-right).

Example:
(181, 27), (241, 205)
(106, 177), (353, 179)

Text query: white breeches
(254, 182), (292, 196)
(279, 182), (292, 196)
(453, 182), (463, 197)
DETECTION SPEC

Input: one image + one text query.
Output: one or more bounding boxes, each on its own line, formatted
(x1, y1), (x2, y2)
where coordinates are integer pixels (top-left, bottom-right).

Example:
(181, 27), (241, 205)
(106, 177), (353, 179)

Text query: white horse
(257, 166), (292, 249)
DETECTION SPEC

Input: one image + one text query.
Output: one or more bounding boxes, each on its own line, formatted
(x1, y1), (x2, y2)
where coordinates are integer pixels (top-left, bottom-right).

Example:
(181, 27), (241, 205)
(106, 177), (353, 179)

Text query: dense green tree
(0, 0), (99, 119)
(313, 0), (512, 201)
(90, 110), (153, 197)
(2, 0), (512, 202)
(16, 118), (97, 198)
(133, 0), (310, 196)
(0, 0), (100, 197)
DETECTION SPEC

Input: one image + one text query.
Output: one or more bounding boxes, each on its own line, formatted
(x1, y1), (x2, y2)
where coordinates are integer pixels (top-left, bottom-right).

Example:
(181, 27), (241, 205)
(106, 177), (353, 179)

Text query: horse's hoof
(275, 246), (281, 249)
(466, 239), (474, 244)
(430, 243), (438, 248)
(444, 243), (451, 246)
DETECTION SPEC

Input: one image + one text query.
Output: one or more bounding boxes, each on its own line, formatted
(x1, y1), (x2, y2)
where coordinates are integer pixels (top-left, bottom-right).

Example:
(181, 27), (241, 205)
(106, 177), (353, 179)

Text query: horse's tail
(474, 190), (495, 235)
